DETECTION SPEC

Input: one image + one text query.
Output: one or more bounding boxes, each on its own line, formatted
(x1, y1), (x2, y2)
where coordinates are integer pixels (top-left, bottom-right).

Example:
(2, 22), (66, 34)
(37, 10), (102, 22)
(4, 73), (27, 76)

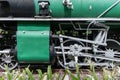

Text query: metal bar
(80, 53), (120, 62)
(1, 18), (120, 21)
(97, 0), (120, 18)
(55, 46), (70, 49)
(77, 63), (109, 66)
(60, 35), (107, 46)
(0, 50), (10, 53)
(55, 46), (92, 50)
(56, 52), (70, 54)
(65, 63), (109, 66)
(56, 51), (120, 62)
(59, 37), (67, 65)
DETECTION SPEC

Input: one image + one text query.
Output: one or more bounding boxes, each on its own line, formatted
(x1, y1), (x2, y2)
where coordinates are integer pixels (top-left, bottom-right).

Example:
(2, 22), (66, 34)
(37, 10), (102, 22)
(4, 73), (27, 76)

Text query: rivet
(23, 31), (25, 34)
(41, 32), (44, 34)
(89, 5), (92, 10)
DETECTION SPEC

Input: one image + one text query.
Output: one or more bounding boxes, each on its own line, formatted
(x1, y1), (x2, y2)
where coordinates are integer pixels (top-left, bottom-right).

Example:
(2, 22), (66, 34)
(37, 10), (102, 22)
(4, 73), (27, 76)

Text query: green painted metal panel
(17, 22), (50, 63)
(18, 22), (49, 31)
(34, 0), (39, 15)
(49, 0), (120, 18)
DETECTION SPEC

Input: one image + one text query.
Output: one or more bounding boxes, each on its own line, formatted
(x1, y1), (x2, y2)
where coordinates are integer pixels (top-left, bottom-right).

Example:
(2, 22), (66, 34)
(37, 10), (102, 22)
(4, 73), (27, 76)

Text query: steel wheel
(105, 39), (120, 68)
(57, 39), (85, 69)
(0, 49), (18, 70)
(95, 39), (120, 68)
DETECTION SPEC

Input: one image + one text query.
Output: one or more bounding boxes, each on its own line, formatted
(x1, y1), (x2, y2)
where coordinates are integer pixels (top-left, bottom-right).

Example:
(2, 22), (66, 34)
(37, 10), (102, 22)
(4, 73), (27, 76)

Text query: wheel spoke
(3, 54), (8, 57)
(1, 62), (6, 66)
(10, 63), (14, 67)
(0, 50), (18, 70)
(10, 56), (14, 58)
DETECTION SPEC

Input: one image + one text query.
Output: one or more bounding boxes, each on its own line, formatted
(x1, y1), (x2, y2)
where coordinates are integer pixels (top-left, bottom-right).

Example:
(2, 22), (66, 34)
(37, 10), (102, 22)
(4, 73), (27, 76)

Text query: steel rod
(1, 18), (120, 21)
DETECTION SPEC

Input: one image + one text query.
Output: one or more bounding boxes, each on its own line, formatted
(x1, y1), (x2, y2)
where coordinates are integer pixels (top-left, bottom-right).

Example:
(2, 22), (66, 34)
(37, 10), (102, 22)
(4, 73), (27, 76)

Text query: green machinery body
(0, 0), (120, 69)
(34, 0), (120, 18)
(17, 0), (120, 63)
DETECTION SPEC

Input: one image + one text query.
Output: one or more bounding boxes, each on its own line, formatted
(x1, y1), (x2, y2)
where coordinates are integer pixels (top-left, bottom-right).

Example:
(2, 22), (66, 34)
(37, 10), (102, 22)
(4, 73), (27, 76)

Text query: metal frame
(55, 22), (120, 68)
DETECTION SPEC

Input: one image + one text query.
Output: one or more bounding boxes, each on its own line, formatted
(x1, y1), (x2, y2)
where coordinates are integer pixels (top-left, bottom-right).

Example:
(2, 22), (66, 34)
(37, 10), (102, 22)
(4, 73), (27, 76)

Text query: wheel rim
(0, 50), (18, 70)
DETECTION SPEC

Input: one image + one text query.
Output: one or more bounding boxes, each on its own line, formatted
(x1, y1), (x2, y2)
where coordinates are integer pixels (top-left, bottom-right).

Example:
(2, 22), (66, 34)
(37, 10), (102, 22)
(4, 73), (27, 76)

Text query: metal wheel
(57, 39), (85, 69)
(0, 49), (18, 70)
(95, 39), (120, 68)
(105, 39), (120, 68)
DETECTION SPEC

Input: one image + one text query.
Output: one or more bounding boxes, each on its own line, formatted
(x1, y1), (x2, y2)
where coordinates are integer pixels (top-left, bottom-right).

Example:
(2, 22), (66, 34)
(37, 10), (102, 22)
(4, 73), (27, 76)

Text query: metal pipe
(98, 0), (120, 18)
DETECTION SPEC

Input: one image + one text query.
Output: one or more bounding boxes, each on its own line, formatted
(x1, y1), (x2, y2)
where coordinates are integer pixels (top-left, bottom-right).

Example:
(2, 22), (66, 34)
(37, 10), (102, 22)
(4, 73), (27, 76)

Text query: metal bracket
(63, 0), (73, 9)
(38, 0), (51, 16)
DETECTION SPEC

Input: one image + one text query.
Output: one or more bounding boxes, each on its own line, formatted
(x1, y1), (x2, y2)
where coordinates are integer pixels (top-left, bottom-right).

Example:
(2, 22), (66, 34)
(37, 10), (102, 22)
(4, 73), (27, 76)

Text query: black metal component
(38, 0), (51, 16)
(0, 0), (35, 17)
(0, 0), (10, 17)
(50, 44), (56, 65)
(10, 48), (18, 61)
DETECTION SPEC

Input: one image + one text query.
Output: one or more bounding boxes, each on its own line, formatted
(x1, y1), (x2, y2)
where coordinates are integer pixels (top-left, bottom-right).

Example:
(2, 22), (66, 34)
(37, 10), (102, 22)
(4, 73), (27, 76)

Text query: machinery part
(0, 49), (18, 70)
(50, 44), (56, 65)
(105, 49), (117, 58)
(56, 39), (85, 69)
(105, 39), (120, 68)
(97, 39), (120, 61)
(56, 33), (120, 68)
(1, 18), (120, 21)
(17, 22), (50, 63)
(0, 1), (10, 17)
(94, 39), (120, 68)
(106, 39), (120, 51)
(1, 0), (120, 17)
(0, 0), (35, 17)
(49, 0), (120, 18)
(63, 0), (73, 9)
(38, 0), (51, 16)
